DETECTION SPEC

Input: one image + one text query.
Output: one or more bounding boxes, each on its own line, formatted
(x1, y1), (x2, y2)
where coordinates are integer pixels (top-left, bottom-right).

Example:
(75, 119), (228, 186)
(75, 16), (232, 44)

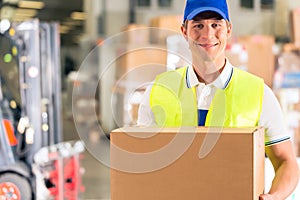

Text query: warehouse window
(158, 0), (172, 7)
(136, 0), (172, 8)
(137, 0), (151, 7)
(240, 0), (274, 10)
(261, 0), (274, 9)
(240, 0), (254, 9)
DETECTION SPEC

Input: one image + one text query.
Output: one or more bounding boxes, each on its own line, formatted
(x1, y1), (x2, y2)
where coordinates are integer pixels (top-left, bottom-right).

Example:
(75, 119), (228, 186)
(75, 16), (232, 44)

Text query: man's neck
(193, 59), (227, 84)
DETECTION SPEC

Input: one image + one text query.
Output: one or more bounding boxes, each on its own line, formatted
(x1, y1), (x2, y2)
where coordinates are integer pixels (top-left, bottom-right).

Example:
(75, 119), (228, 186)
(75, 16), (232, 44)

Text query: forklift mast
(10, 19), (63, 165)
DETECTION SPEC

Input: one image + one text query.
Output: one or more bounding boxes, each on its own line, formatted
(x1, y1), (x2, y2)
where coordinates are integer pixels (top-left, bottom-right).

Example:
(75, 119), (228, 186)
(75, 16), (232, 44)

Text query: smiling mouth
(199, 43), (218, 48)
(193, 41), (219, 49)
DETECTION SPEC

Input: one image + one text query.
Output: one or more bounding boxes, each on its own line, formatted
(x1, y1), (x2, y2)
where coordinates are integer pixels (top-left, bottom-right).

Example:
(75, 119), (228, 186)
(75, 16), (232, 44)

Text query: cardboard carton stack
(271, 9), (300, 155)
(225, 40), (248, 70)
(274, 88), (300, 156)
(121, 24), (150, 44)
(281, 8), (300, 52)
(291, 8), (300, 47)
(114, 44), (167, 125)
(257, 9), (297, 156)
(115, 22), (170, 126)
(115, 43), (167, 79)
(149, 15), (183, 44)
(277, 8), (300, 53)
(225, 35), (276, 87)
(115, 15), (190, 126)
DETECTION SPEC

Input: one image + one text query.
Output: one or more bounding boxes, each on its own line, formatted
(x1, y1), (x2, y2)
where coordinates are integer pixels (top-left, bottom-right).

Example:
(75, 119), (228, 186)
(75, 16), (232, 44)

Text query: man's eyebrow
(190, 20), (201, 24)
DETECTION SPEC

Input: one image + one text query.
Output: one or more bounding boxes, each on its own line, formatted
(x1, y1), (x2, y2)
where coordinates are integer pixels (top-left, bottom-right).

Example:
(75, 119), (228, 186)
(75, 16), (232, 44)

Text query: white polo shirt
(137, 60), (290, 145)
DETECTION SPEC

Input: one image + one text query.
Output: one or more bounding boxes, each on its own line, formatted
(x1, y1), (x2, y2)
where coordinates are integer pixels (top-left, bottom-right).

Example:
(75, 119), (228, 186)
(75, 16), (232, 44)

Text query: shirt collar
(186, 59), (233, 89)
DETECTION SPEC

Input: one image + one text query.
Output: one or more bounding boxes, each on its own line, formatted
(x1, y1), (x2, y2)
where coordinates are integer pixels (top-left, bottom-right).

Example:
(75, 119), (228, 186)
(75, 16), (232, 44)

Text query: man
(137, 0), (299, 199)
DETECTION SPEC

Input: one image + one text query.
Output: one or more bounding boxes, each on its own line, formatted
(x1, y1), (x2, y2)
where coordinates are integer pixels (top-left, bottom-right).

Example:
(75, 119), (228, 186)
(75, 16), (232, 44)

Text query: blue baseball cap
(183, 0), (230, 22)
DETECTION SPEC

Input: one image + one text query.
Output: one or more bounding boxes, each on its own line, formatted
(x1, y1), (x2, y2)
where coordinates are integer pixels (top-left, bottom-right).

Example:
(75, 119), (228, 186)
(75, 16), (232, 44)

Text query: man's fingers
(259, 194), (273, 200)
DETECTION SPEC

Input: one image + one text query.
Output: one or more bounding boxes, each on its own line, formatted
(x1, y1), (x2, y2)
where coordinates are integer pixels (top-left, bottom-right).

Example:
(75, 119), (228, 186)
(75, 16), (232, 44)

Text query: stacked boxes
(114, 15), (186, 125)
(150, 15), (183, 44)
(225, 35), (276, 87)
(115, 44), (167, 79)
(274, 88), (300, 156)
(114, 16), (185, 125)
(114, 44), (167, 125)
(291, 8), (300, 47)
(121, 24), (150, 44)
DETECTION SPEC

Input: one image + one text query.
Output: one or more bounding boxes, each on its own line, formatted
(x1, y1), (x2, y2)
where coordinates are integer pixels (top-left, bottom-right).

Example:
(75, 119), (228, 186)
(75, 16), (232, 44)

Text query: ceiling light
(0, 19), (11, 33)
(62, 20), (82, 26)
(60, 25), (73, 34)
(15, 8), (37, 17)
(70, 12), (86, 20)
(12, 16), (31, 22)
(60, 30), (69, 34)
(18, 1), (45, 9)
(3, 0), (19, 4)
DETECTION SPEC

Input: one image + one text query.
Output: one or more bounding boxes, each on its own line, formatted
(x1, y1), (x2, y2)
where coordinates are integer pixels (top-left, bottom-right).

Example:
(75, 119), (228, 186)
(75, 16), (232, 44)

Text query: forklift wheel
(0, 173), (32, 200)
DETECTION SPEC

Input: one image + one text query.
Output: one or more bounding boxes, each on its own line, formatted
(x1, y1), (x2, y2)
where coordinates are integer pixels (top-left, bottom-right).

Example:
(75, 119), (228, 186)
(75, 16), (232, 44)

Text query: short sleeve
(259, 85), (290, 146)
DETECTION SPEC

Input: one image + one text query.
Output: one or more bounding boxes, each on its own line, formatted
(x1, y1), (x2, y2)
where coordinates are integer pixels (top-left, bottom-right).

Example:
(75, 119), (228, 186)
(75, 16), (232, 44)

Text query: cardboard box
(238, 35), (275, 87)
(115, 44), (167, 79)
(274, 88), (300, 156)
(291, 8), (300, 47)
(150, 15), (183, 44)
(121, 24), (150, 44)
(225, 38), (248, 71)
(114, 44), (167, 125)
(110, 127), (265, 200)
(282, 43), (300, 52)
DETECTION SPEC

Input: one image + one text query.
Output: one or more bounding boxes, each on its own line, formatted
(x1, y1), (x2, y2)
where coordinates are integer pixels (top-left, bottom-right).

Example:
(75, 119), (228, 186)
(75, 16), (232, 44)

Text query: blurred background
(1, 0), (300, 199)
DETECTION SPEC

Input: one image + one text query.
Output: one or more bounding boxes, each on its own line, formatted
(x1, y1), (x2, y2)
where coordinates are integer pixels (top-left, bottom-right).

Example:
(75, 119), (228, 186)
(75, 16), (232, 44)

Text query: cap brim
(186, 7), (228, 21)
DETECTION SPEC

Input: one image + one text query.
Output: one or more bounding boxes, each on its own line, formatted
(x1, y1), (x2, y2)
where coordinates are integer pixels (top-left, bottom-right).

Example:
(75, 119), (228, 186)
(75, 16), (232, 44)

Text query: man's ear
(227, 22), (232, 38)
(181, 25), (188, 41)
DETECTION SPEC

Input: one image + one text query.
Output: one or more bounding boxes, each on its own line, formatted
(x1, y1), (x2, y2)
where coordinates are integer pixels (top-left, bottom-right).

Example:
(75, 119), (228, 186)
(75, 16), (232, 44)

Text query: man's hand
(259, 193), (276, 200)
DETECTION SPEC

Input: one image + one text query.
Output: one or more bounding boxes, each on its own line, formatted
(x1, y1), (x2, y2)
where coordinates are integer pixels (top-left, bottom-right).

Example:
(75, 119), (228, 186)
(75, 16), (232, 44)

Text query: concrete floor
(63, 105), (110, 200)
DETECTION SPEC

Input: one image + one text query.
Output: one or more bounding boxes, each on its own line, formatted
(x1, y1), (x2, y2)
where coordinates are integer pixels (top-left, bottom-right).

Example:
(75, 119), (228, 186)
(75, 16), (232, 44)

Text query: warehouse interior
(1, 0), (300, 199)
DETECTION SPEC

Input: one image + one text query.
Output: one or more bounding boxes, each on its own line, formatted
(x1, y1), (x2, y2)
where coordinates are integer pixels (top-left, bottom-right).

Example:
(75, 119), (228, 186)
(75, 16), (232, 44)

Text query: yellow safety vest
(150, 66), (264, 127)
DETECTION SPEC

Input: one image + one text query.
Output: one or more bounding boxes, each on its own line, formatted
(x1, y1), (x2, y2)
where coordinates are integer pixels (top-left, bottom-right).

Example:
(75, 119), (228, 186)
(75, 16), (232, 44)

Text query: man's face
(181, 13), (232, 74)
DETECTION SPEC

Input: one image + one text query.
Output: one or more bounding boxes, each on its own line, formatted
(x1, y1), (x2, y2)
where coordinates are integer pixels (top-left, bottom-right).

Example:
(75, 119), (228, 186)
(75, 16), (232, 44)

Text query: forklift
(0, 19), (84, 199)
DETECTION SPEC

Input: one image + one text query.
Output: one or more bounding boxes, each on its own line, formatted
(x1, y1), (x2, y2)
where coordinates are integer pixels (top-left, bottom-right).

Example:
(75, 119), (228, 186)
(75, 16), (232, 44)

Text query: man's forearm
(267, 160), (299, 199)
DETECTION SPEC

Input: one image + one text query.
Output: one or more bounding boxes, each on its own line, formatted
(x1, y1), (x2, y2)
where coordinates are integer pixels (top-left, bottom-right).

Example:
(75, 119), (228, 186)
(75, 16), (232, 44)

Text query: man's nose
(201, 25), (214, 39)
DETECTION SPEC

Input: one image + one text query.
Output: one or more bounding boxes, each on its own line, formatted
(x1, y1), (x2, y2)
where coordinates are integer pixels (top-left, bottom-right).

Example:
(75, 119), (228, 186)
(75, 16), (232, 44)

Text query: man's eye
(195, 24), (204, 29)
(212, 23), (220, 28)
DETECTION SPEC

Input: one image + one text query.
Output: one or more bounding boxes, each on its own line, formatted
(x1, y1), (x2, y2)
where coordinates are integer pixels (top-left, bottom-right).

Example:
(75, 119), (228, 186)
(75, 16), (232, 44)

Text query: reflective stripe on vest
(149, 66), (264, 127)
